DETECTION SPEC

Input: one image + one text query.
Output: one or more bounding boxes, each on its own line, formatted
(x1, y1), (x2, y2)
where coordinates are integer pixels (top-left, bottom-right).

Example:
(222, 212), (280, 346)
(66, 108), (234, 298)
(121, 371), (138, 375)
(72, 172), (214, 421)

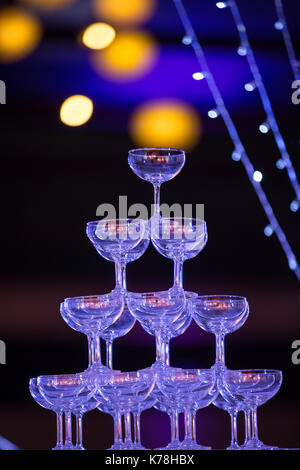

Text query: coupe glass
(95, 370), (156, 450)
(100, 307), (136, 369)
(37, 374), (96, 450)
(96, 399), (124, 450)
(213, 383), (245, 450)
(223, 369), (283, 450)
(86, 218), (150, 292)
(127, 290), (188, 368)
(61, 293), (124, 371)
(70, 393), (101, 450)
(151, 217), (207, 292)
(154, 386), (184, 450)
(128, 148), (185, 217)
(190, 295), (249, 371)
(131, 394), (157, 450)
(29, 377), (64, 450)
(181, 387), (219, 450)
(157, 368), (215, 450)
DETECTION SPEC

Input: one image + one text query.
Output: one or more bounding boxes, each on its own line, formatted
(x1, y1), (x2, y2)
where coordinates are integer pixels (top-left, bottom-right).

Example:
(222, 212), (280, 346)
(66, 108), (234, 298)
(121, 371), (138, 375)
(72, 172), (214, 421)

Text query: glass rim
(154, 217), (206, 224)
(87, 218), (148, 226)
(224, 369), (282, 375)
(63, 294), (117, 302)
(128, 147), (185, 156)
(128, 290), (185, 298)
(192, 295), (247, 301)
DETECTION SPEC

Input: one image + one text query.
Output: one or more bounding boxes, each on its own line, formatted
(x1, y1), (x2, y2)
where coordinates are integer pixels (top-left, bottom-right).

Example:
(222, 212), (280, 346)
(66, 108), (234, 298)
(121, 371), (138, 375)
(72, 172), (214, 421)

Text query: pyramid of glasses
(30, 148), (283, 451)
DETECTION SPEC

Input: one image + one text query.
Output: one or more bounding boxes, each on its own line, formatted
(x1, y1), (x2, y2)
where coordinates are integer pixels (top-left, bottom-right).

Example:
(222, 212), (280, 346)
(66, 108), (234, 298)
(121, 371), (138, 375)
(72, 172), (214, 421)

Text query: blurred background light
(253, 170), (263, 182)
(244, 81), (256, 91)
(60, 95), (93, 127)
(290, 199), (299, 212)
(231, 150), (241, 161)
(264, 225), (273, 237)
(192, 72), (205, 80)
(276, 158), (285, 170)
(182, 35), (192, 45)
(208, 108), (219, 118)
(0, 7), (42, 63)
(274, 20), (284, 31)
(18, 0), (75, 12)
(89, 30), (158, 82)
(129, 99), (202, 150)
(259, 121), (270, 133)
(237, 45), (247, 56)
(93, 0), (157, 26)
(82, 23), (116, 50)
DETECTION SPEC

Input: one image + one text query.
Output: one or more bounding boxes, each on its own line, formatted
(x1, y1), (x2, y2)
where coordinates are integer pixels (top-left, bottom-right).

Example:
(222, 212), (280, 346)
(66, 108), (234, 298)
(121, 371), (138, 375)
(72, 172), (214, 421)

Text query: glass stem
(93, 335), (102, 365)
(230, 411), (238, 446)
(155, 332), (164, 362)
(171, 409), (179, 443)
(191, 409), (197, 443)
(65, 411), (73, 447)
(251, 407), (259, 441)
(87, 335), (94, 366)
(133, 412), (141, 444)
(76, 414), (83, 448)
(115, 261), (127, 291)
(124, 411), (132, 444)
(153, 184), (161, 217)
(163, 339), (170, 366)
(184, 408), (192, 441)
(244, 409), (251, 445)
(173, 259), (183, 290)
(56, 412), (63, 448)
(114, 411), (123, 444)
(215, 333), (225, 366)
(106, 339), (113, 369)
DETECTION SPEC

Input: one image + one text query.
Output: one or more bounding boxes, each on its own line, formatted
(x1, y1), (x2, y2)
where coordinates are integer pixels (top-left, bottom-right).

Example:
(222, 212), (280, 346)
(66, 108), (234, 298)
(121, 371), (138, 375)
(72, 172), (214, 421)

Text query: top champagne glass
(128, 148), (186, 217)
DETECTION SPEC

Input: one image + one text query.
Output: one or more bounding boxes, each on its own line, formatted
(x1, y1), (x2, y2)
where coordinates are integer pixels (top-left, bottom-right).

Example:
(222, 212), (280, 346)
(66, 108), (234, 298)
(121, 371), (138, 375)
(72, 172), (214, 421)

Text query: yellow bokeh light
(93, 0), (157, 26)
(0, 7), (42, 63)
(82, 23), (116, 50)
(18, 0), (74, 12)
(60, 95), (93, 127)
(90, 30), (158, 82)
(129, 100), (202, 151)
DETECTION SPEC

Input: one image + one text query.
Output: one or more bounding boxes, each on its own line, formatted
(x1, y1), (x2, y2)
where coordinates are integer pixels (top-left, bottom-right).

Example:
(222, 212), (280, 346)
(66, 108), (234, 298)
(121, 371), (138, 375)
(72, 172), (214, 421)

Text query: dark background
(0, 0), (299, 450)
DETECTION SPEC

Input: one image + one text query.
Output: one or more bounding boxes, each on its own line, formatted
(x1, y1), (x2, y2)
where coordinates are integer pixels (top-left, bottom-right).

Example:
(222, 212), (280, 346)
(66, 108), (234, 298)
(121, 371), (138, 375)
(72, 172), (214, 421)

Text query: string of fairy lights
(173, 0), (300, 281)
(274, 0), (300, 82)
(218, 0), (300, 211)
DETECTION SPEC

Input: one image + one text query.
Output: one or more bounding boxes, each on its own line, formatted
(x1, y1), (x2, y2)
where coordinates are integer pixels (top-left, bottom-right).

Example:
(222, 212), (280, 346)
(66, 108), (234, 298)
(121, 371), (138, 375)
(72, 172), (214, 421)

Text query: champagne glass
(223, 369), (283, 450)
(151, 217), (207, 293)
(86, 218), (150, 292)
(190, 295), (249, 371)
(127, 290), (188, 368)
(37, 374), (96, 450)
(29, 377), (64, 450)
(61, 293), (124, 371)
(100, 307), (136, 369)
(128, 148), (185, 217)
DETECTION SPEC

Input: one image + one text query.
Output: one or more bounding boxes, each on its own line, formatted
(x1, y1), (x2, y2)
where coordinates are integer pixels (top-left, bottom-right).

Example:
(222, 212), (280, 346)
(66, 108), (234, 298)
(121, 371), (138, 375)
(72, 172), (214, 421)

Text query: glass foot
(227, 443), (241, 450)
(242, 439), (278, 450)
(180, 439), (211, 450)
(155, 441), (182, 450)
(107, 443), (127, 450)
(130, 443), (148, 450)
(52, 444), (64, 450)
(60, 443), (77, 450)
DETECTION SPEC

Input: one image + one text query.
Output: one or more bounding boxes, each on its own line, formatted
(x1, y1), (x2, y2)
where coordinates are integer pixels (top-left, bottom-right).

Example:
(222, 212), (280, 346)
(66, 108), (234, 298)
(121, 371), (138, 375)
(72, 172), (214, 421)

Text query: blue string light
(225, 0), (300, 205)
(274, 0), (300, 82)
(173, 0), (300, 281)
